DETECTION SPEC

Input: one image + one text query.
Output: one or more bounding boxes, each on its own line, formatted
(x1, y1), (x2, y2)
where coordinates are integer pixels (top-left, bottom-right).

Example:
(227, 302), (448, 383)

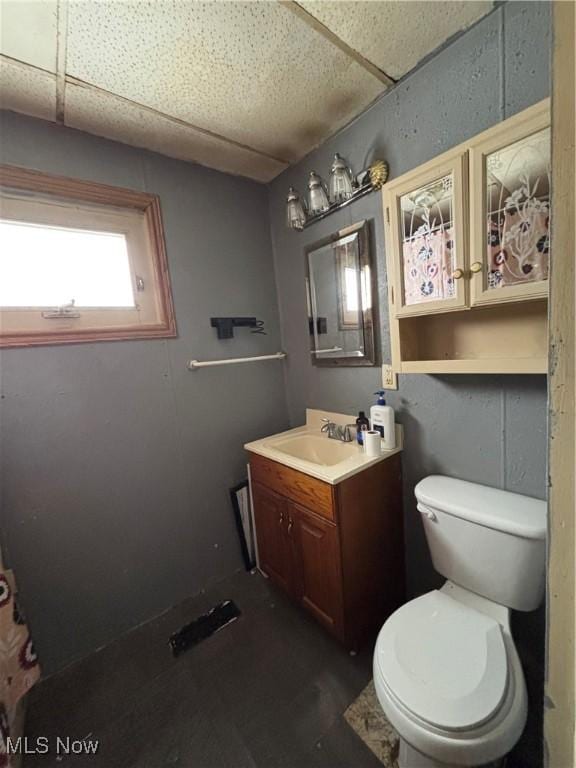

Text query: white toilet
(373, 475), (547, 768)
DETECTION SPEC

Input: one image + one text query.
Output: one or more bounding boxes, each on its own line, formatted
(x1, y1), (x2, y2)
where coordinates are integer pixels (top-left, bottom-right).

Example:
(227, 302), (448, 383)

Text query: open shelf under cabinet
(394, 300), (548, 375)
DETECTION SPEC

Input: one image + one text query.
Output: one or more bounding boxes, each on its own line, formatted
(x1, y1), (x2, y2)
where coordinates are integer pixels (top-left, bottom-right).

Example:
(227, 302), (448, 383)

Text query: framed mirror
(306, 220), (377, 367)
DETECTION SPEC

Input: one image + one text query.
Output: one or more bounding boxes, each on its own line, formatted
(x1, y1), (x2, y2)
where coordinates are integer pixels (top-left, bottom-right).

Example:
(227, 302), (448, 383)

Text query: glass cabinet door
(469, 103), (550, 306)
(384, 150), (468, 317)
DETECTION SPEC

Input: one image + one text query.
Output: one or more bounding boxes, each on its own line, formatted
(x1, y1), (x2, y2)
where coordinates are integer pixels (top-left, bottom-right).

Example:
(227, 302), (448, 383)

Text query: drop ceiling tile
(64, 80), (288, 183)
(0, 56), (56, 121)
(0, 0), (58, 72)
(300, 1), (493, 80)
(66, 0), (385, 163)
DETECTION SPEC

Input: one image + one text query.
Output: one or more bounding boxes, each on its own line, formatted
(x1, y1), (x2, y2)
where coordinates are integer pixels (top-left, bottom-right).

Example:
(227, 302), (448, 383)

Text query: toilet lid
(375, 591), (508, 731)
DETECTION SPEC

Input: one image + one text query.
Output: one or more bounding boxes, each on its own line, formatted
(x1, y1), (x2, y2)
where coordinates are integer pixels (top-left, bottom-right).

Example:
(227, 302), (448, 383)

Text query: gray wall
(268, 6), (549, 760)
(0, 112), (289, 674)
(268, 0), (550, 597)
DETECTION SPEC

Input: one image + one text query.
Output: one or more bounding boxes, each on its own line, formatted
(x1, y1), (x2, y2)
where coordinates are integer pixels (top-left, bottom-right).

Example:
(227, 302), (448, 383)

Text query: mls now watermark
(6, 736), (99, 756)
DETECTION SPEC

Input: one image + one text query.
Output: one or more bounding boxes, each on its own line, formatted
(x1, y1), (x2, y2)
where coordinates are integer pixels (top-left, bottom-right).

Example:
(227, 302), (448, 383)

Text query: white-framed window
(0, 165), (176, 348)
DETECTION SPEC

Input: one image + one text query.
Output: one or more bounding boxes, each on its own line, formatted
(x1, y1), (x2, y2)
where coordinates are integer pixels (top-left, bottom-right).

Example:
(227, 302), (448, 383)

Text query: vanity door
(469, 100), (550, 307)
(288, 502), (344, 638)
(384, 148), (468, 317)
(251, 483), (294, 596)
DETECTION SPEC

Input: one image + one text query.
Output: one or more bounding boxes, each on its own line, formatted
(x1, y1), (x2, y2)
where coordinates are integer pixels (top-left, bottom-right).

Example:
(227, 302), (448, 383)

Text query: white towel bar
(187, 352), (286, 371)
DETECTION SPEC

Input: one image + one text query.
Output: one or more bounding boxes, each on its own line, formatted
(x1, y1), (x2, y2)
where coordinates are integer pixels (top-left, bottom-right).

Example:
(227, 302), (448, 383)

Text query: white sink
(271, 434), (358, 467)
(245, 409), (402, 485)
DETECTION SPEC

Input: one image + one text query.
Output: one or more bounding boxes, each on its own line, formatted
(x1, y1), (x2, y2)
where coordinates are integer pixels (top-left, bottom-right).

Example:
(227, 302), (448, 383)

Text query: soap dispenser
(370, 391), (396, 451)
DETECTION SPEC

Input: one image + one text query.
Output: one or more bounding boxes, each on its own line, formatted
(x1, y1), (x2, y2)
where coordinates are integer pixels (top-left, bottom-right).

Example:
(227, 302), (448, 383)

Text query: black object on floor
(169, 599), (241, 657)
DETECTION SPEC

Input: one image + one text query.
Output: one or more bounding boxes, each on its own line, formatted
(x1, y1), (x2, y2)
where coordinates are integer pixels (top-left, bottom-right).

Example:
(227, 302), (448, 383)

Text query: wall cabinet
(384, 100), (550, 374)
(469, 106), (550, 308)
(386, 147), (469, 318)
(249, 452), (404, 650)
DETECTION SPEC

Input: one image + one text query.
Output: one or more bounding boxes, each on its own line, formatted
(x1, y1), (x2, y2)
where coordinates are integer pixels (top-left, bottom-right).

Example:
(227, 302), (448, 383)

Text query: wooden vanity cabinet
(249, 452), (404, 651)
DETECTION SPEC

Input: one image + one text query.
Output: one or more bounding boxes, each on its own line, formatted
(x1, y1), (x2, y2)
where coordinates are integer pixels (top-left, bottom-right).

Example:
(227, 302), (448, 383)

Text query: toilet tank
(415, 476), (547, 611)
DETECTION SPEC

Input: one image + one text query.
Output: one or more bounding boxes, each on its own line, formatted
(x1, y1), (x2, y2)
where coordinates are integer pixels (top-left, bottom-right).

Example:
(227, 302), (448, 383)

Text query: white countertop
(244, 409), (403, 485)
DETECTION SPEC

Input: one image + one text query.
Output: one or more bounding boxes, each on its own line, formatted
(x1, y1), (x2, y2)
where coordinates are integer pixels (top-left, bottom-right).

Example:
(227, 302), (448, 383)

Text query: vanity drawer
(249, 453), (335, 521)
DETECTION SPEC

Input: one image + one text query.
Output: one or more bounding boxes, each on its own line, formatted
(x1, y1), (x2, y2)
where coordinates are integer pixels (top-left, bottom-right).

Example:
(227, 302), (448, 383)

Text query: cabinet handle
(278, 512), (284, 525)
(287, 518), (293, 534)
(470, 261), (483, 274)
(452, 268), (464, 280)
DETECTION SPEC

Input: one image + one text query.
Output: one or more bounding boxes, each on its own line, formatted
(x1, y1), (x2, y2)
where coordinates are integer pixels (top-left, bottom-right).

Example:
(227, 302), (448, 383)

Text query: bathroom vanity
(245, 410), (404, 651)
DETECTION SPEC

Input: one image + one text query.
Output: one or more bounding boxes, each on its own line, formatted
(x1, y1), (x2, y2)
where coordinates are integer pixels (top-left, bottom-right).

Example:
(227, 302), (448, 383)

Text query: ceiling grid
(0, 0), (493, 182)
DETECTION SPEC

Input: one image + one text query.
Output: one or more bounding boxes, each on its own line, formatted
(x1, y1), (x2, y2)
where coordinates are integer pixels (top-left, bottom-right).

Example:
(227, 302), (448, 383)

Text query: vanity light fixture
(286, 158), (389, 231)
(286, 187), (307, 231)
(307, 171), (330, 215)
(329, 153), (354, 204)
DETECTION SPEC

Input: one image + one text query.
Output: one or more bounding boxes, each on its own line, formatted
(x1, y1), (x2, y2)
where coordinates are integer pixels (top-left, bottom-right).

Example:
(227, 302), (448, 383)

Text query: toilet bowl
(373, 476), (546, 768)
(374, 584), (527, 767)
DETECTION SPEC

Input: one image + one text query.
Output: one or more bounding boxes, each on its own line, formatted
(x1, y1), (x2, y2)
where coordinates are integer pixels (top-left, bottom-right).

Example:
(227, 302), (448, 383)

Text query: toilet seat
(374, 591), (509, 732)
(373, 588), (528, 766)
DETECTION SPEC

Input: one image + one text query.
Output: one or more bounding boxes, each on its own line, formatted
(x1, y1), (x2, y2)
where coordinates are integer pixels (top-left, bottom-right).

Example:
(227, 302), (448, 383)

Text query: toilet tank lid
(415, 476), (546, 540)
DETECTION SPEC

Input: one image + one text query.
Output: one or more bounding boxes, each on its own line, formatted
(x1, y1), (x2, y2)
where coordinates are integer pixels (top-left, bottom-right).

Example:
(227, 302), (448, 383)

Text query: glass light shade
(307, 171), (330, 215)
(328, 153), (354, 203)
(286, 187), (306, 230)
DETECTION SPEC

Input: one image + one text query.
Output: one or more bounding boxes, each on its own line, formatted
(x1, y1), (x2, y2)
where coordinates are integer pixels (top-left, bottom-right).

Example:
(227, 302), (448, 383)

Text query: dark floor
(23, 571), (382, 768)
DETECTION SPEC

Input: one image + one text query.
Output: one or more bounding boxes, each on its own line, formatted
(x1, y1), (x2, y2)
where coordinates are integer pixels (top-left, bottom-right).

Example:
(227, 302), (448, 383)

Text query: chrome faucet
(320, 418), (356, 443)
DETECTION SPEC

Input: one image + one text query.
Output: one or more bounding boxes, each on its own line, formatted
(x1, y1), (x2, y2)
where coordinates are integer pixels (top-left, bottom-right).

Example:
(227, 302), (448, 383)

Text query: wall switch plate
(382, 364), (398, 390)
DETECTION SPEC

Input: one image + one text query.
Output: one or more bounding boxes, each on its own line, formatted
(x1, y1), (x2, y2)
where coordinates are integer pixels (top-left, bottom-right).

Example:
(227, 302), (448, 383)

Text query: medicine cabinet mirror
(306, 220), (377, 367)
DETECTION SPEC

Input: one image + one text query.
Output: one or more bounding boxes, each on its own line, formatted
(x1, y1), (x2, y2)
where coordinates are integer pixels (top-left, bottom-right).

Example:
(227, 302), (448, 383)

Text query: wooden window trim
(0, 164), (177, 348)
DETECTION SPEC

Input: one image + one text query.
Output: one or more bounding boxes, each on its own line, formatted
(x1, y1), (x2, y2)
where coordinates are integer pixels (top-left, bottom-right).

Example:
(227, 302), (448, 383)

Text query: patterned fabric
(487, 207), (549, 289)
(402, 226), (455, 305)
(0, 571), (40, 767)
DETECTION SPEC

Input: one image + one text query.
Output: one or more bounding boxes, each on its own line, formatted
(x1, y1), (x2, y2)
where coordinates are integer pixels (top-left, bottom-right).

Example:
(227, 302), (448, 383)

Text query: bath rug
(169, 600), (240, 657)
(344, 680), (399, 767)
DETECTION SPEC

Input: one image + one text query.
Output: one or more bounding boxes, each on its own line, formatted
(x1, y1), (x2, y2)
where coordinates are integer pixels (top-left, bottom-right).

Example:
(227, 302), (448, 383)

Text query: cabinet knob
(470, 261), (483, 274)
(452, 269), (464, 280)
